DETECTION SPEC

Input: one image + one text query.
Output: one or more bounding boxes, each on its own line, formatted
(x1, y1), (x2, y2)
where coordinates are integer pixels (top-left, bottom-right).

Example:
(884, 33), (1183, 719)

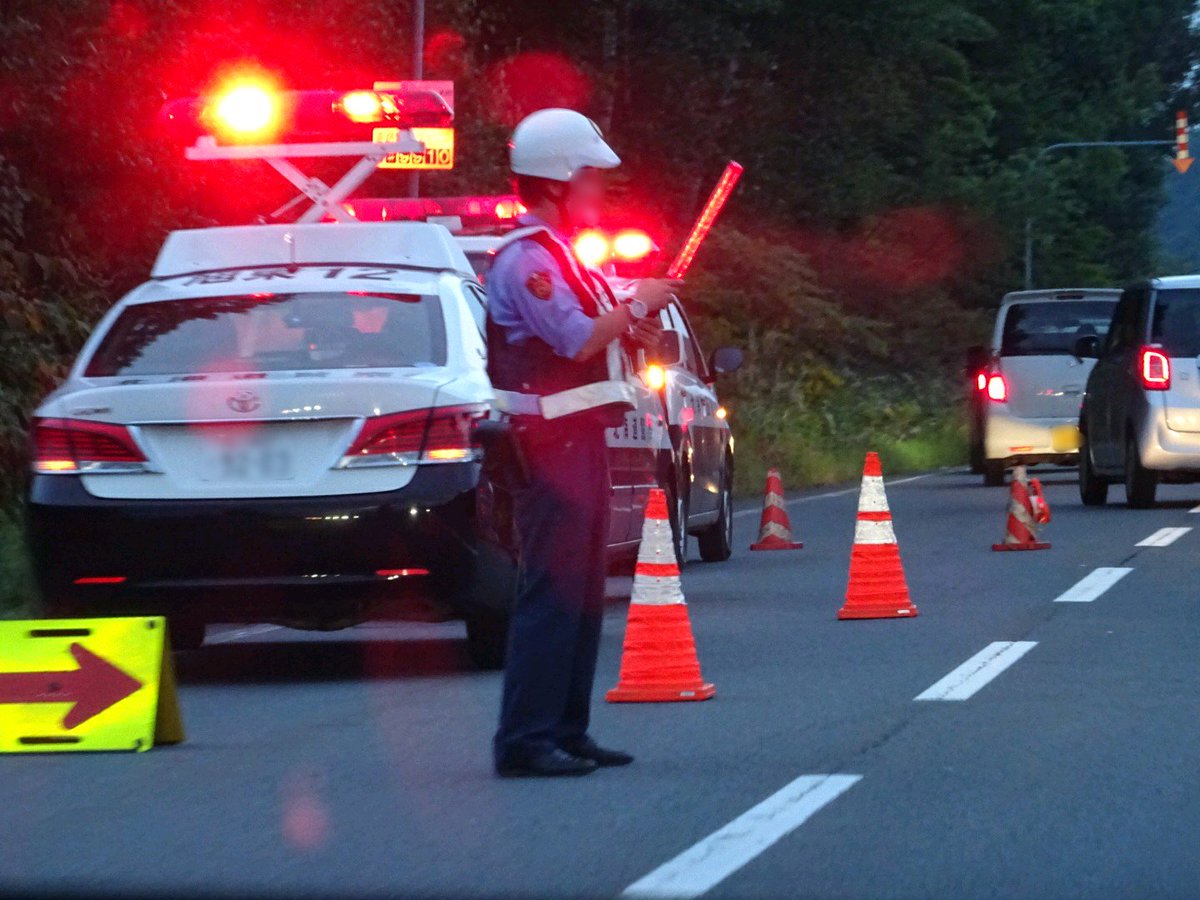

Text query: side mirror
(649, 329), (683, 367)
(709, 346), (744, 377)
(1073, 335), (1101, 359)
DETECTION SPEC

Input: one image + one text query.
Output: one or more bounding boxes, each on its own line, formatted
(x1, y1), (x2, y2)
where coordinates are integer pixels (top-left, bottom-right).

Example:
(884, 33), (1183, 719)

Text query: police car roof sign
(152, 222), (474, 279)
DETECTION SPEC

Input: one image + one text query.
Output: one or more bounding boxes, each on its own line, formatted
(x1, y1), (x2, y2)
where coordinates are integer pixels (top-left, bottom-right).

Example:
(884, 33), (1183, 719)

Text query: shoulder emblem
(525, 271), (553, 301)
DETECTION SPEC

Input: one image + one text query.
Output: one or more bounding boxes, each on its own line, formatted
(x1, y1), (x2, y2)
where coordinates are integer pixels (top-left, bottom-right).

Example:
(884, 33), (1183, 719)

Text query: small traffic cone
(607, 488), (715, 703)
(992, 465), (1051, 551)
(750, 467), (804, 550)
(837, 452), (919, 620)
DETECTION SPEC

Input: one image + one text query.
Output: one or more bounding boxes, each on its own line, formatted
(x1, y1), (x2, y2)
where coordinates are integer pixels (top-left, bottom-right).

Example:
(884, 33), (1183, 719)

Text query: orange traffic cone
(992, 465), (1051, 551)
(750, 467), (804, 550)
(607, 488), (715, 703)
(837, 452), (919, 620)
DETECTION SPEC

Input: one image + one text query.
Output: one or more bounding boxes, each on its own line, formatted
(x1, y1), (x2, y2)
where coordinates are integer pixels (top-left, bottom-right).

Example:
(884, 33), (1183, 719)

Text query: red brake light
(341, 405), (488, 467)
(573, 230), (610, 268)
(986, 374), (1008, 402)
(976, 372), (987, 391)
(612, 229), (655, 261)
(33, 419), (147, 473)
(1140, 347), (1171, 389)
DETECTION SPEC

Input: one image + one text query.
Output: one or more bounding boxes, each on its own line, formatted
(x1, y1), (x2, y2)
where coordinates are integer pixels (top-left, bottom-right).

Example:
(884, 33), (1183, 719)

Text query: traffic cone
(992, 465), (1051, 551)
(607, 488), (715, 703)
(837, 451), (919, 620)
(750, 467), (804, 550)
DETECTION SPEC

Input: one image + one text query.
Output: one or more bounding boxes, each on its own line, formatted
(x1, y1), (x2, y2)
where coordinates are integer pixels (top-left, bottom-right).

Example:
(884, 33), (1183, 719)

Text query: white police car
(26, 222), (528, 661)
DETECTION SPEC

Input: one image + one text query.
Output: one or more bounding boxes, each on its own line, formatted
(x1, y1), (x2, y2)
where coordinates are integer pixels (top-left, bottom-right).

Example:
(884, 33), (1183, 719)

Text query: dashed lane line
(620, 774), (862, 899)
(1135, 526), (1192, 548)
(1191, 503), (1200, 514)
(732, 472), (937, 519)
(914, 641), (1038, 702)
(205, 624), (282, 644)
(1053, 567), (1134, 603)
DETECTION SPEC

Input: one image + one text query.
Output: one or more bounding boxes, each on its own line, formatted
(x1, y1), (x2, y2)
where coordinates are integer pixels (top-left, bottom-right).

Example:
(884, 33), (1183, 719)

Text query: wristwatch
(626, 298), (649, 320)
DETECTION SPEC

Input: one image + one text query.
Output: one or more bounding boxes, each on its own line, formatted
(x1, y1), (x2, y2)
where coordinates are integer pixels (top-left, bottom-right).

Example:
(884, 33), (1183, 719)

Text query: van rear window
(1151, 289), (1200, 357)
(1000, 301), (1116, 357)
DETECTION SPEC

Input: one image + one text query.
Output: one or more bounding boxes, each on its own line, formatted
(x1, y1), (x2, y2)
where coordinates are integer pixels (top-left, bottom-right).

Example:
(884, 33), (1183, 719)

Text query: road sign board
(0, 617), (183, 753)
(373, 126), (455, 170)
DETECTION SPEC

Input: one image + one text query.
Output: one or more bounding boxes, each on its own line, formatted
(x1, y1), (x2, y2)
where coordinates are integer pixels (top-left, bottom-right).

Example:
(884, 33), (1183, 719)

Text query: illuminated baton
(666, 161), (744, 279)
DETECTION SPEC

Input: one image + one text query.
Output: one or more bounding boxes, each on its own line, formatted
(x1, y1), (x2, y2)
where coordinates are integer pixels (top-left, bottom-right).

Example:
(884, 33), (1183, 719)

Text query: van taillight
(340, 405), (488, 467)
(32, 419), (147, 474)
(986, 374), (1008, 402)
(1140, 348), (1171, 390)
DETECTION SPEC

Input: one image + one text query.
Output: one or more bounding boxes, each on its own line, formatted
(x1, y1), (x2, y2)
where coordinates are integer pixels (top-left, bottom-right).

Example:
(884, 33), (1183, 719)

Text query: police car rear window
(1000, 300), (1116, 357)
(84, 292), (447, 376)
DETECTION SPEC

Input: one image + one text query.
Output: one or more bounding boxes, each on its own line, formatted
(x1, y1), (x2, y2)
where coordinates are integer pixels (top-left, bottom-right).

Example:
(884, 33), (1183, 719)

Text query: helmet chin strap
(547, 181), (574, 231)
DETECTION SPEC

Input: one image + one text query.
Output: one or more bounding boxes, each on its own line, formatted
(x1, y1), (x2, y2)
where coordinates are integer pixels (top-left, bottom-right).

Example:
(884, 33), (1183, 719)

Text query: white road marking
(1053, 567), (1133, 603)
(733, 472), (937, 519)
(1190, 503), (1200, 514)
(1135, 526), (1192, 548)
(205, 624), (282, 644)
(915, 641), (1037, 702)
(621, 774), (861, 899)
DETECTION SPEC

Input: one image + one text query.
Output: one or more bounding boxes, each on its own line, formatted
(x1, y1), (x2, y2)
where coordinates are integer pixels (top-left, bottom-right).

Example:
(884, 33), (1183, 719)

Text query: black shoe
(496, 748), (598, 778)
(560, 737), (634, 767)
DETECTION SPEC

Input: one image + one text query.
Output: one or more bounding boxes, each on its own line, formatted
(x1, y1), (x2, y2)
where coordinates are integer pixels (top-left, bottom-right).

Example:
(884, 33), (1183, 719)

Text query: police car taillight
(343, 195), (526, 227)
(986, 373), (1008, 403)
(32, 419), (148, 474)
(340, 405), (488, 467)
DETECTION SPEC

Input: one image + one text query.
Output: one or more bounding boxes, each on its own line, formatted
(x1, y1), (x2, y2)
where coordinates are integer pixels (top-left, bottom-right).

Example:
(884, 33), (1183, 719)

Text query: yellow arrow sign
(0, 617), (183, 753)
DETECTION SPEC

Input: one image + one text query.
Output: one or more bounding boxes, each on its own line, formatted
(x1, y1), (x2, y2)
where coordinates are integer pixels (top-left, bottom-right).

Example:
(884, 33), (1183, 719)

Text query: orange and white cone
(750, 467), (804, 551)
(837, 452), (919, 620)
(607, 488), (715, 703)
(992, 465), (1051, 551)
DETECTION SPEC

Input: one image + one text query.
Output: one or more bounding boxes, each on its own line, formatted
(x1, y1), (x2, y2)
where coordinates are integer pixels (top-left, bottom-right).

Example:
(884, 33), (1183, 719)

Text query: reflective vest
(487, 226), (635, 427)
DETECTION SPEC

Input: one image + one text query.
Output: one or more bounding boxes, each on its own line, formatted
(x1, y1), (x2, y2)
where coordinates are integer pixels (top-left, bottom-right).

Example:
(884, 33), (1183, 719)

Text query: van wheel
(1124, 434), (1158, 508)
(1078, 436), (1108, 506)
(983, 461), (1006, 487)
(697, 464), (734, 562)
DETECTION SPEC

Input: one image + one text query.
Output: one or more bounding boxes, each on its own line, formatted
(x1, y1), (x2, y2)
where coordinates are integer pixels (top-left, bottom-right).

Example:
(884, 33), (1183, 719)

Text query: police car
(349, 196), (742, 565)
(26, 84), (739, 666)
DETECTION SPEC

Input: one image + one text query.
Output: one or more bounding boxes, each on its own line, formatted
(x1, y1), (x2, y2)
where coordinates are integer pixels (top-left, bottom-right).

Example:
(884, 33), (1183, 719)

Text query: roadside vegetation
(1, 0), (1196, 605)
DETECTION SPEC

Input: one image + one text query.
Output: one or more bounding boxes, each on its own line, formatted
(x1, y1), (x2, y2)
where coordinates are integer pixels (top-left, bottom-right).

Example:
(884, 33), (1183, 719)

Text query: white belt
(493, 381), (636, 420)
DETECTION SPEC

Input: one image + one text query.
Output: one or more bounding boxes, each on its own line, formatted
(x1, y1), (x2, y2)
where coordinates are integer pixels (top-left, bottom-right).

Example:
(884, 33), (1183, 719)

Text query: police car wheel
(697, 469), (734, 562)
(465, 611), (509, 670)
(668, 470), (690, 568)
(168, 617), (206, 651)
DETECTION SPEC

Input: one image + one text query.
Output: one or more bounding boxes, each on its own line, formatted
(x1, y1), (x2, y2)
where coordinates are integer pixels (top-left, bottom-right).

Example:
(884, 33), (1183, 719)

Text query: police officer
(489, 108), (682, 778)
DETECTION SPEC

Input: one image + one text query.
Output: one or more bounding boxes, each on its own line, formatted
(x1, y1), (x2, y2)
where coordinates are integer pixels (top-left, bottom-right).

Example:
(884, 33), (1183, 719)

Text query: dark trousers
(494, 423), (611, 762)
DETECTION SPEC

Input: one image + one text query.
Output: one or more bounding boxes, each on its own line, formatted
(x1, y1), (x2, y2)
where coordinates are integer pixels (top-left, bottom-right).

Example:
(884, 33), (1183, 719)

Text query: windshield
(1151, 289), (1200, 357)
(1000, 300), (1116, 357)
(84, 291), (447, 376)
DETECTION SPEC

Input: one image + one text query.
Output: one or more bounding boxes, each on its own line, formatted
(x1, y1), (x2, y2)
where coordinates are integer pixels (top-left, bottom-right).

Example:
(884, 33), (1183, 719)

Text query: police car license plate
(200, 434), (294, 483)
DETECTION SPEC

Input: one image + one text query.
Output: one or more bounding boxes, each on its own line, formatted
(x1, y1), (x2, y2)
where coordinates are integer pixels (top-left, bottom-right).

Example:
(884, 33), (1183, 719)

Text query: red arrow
(0, 643), (143, 729)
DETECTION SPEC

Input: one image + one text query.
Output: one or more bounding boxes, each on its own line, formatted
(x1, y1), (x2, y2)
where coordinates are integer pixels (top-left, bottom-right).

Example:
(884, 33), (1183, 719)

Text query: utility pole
(1023, 139), (1174, 290)
(408, 0), (426, 199)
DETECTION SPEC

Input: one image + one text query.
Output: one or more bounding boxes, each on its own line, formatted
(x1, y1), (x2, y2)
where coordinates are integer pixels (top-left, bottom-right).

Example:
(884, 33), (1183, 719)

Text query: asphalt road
(3, 465), (1200, 899)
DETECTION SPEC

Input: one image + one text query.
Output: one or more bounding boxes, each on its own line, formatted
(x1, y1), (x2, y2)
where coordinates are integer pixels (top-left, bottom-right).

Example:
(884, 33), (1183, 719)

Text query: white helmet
(509, 108), (621, 182)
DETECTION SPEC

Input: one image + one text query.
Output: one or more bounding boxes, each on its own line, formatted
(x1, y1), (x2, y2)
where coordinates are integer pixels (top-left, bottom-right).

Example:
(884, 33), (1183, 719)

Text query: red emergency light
(571, 228), (658, 269)
(160, 83), (453, 145)
(343, 195), (527, 227)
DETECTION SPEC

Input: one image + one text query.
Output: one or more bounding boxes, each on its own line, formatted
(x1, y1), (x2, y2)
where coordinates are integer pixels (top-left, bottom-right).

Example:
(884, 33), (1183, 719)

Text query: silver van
(978, 288), (1120, 486)
(1078, 277), (1200, 507)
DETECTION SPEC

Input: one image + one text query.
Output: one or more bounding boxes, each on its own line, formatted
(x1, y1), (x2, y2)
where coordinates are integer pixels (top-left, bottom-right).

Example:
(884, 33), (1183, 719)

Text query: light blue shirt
(487, 214), (596, 359)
